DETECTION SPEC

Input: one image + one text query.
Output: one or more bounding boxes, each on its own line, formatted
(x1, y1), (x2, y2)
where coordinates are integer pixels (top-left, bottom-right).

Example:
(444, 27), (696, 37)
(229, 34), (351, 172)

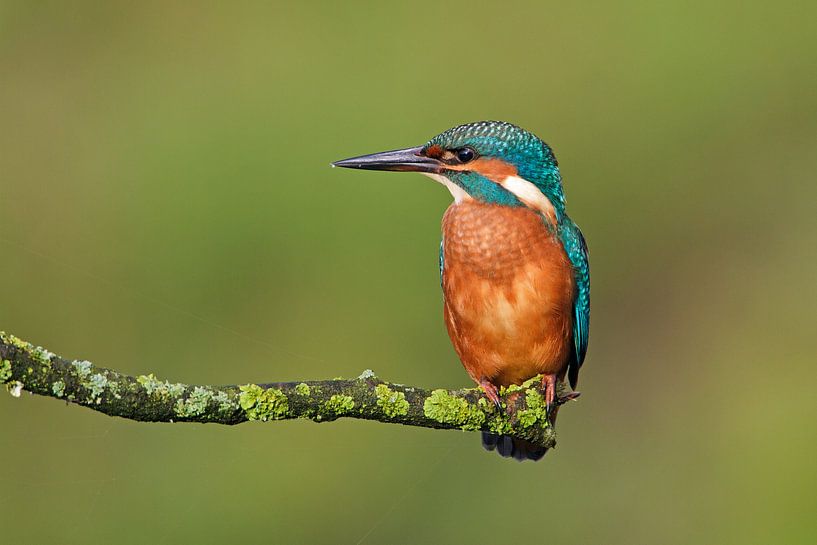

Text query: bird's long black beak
(332, 146), (443, 173)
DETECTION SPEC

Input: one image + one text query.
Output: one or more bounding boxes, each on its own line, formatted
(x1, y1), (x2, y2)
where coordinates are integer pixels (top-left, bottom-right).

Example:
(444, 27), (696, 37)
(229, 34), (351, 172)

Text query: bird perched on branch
(333, 121), (589, 461)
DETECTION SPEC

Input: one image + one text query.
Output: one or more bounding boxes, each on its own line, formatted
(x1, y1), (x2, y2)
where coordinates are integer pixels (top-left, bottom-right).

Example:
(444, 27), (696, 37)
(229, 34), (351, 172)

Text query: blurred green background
(2, 1), (816, 543)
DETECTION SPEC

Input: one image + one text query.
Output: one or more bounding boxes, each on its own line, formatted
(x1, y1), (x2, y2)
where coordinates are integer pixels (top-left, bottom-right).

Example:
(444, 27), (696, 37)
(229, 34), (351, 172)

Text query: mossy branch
(0, 331), (573, 449)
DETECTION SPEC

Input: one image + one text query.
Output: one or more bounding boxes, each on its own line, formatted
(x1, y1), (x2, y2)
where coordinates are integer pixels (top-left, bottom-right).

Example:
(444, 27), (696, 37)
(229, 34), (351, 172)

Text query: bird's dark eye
(455, 147), (476, 163)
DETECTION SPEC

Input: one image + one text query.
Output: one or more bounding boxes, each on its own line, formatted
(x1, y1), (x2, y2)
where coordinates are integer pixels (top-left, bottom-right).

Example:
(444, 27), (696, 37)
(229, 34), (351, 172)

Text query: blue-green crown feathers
(424, 121), (565, 212)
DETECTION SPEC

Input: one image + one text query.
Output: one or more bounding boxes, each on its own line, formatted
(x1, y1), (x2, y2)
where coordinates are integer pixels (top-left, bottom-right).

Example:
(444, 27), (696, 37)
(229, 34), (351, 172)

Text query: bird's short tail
(481, 432), (548, 461)
(482, 405), (561, 462)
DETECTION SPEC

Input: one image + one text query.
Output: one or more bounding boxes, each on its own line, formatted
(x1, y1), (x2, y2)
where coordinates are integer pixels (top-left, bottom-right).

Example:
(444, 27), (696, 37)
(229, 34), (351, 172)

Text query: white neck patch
(423, 173), (471, 203)
(500, 175), (557, 224)
(422, 172), (556, 224)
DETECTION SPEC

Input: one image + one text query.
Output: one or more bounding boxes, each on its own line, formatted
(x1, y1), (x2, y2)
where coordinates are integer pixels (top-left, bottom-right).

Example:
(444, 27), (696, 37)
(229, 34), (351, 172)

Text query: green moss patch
(239, 384), (289, 421)
(516, 389), (549, 428)
(375, 384), (409, 418)
(325, 394), (355, 416)
(0, 359), (11, 383)
(423, 389), (486, 431)
(294, 382), (311, 396)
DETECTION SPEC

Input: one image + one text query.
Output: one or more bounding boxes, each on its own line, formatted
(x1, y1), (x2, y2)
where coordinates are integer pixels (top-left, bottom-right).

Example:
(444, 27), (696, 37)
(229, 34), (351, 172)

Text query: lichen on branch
(0, 331), (572, 449)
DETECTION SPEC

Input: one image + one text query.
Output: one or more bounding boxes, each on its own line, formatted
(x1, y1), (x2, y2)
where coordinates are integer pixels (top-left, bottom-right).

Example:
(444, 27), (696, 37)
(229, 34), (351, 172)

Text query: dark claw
(559, 391), (581, 404)
(479, 379), (503, 412)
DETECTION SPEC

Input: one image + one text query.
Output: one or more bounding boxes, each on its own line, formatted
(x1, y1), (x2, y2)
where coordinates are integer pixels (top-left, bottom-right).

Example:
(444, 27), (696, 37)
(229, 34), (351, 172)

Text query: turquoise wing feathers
(439, 239), (445, 287)
(560, 218), (590, 389)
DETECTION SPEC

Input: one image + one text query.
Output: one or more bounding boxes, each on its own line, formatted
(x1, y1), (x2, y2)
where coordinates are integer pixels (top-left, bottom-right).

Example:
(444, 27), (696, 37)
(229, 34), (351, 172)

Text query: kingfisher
(333, 121), (589, 461)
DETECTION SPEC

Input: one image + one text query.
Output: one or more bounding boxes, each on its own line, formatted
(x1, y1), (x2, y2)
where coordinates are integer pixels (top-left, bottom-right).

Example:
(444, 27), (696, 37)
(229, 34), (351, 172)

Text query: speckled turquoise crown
(425, 121), (555, 164)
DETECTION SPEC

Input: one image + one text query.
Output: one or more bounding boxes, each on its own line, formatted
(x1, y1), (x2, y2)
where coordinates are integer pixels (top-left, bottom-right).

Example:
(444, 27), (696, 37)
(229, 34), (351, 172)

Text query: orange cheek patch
(447, 158), (518, 182)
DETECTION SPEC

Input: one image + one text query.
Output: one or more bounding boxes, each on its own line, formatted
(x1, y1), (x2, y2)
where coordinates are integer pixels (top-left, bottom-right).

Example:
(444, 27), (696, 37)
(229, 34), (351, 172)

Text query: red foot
(479, 379), (501, 409)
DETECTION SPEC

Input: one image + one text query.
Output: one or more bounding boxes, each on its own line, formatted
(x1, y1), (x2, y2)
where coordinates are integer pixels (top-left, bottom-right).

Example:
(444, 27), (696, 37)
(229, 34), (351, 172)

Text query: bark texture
(0, 331), (575, 449)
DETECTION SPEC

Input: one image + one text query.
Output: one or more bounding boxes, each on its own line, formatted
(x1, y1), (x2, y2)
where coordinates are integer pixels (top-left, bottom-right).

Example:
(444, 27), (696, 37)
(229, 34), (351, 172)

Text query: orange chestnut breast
(441, 201), (575, 386)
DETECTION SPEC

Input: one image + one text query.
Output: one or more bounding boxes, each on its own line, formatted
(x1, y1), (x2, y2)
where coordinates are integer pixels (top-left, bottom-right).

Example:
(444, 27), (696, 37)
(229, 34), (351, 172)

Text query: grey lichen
(7, 380), (23, 397)
(32, 346), (54, 367)
(375, 384), (409, 418)
(174, 386), (211, 418)
(168, 382), (185, 397)
(358, 369), (376, 380)
(136, 373), (186, 398)
(211, 390), (235, 415)
(52, 380), (66, 398)
(86, 373), (109, 402)
(136, 374), (163, 395)
(73, 360), (92, 379)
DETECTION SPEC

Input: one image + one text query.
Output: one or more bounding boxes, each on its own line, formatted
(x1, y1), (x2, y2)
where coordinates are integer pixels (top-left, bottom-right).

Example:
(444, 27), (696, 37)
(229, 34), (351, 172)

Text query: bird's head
(333, 121), (564, 222)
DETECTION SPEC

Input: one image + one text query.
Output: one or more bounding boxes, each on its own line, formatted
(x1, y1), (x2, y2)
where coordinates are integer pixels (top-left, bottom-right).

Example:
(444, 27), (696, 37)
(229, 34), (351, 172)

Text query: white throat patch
(423, 173), (471, 203)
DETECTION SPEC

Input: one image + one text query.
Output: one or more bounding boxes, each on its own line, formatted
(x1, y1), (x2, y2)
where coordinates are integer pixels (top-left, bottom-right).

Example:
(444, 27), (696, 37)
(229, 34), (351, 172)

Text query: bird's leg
(541, 374), (557, 415)
(479, 379), (502, 410)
